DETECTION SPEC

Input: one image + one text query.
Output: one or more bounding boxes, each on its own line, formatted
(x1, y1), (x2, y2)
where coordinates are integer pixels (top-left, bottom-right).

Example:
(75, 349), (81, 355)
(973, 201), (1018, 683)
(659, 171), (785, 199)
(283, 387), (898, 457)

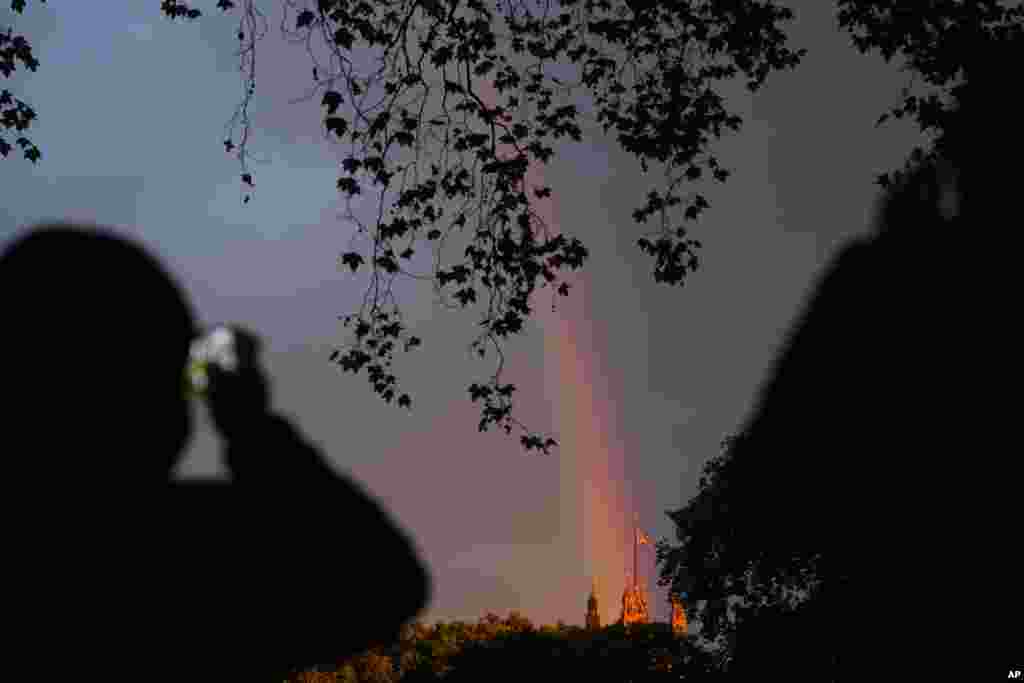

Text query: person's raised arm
(198, 327), (431, 676)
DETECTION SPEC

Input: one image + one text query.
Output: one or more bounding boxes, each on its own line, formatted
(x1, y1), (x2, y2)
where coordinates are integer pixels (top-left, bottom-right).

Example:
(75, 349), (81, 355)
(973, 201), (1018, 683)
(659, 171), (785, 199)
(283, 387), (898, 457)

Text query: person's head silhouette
(0, 222), (198, 482)
(3, 223), (432, 681)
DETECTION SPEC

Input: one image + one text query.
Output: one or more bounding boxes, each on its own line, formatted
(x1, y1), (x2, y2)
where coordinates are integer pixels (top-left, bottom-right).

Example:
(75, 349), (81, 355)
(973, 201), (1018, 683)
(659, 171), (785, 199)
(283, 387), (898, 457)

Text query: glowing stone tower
(620, 514), (651, 626)
(620, 574), (649, 626)
(671, 594), (689, 636)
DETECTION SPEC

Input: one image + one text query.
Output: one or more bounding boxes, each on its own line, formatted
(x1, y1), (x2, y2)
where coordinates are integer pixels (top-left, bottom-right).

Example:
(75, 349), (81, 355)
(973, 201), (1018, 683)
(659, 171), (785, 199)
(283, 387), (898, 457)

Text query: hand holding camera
(190, 324), (270, 442)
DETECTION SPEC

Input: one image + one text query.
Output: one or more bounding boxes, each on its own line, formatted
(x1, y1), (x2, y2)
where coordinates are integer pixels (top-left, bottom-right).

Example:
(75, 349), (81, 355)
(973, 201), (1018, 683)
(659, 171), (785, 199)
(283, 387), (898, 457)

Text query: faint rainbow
(473, 76), (632, 627)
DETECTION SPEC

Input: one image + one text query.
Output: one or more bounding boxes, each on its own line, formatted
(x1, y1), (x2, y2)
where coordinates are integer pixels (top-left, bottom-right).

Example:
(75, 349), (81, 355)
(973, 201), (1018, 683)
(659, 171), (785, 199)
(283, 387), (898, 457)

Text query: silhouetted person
(1, 224), (430, 681)
(722, 36), (1020, 681)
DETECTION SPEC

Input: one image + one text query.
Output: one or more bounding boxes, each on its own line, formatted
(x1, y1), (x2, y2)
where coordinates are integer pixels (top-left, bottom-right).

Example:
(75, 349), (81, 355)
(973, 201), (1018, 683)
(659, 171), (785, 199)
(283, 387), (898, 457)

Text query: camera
(186, 325), (239, 396)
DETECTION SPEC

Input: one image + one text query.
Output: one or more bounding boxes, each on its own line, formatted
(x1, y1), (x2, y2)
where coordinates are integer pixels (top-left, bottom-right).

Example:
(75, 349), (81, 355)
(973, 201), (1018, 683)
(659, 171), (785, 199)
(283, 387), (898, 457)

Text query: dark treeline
(288, 612), (705, 682)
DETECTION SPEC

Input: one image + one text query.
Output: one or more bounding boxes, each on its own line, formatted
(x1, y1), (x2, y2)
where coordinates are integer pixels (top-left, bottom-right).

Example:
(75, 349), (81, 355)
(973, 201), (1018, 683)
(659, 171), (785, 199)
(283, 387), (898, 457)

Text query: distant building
(670, 594), (688, 637)
(585, 578), (601, 630)
(620, 513), (653, 627)
(620, 574), (649, 626)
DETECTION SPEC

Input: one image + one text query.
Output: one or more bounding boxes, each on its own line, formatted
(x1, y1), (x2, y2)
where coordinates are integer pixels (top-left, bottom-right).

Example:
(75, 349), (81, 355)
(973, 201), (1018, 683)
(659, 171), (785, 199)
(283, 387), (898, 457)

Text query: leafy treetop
(158, 0), (805, 452)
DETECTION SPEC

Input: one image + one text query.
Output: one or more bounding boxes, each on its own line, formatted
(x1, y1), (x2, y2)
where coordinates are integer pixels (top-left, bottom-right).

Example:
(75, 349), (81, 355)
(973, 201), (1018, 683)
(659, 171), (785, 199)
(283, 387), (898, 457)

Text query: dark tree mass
(658, 33), (1022, 680)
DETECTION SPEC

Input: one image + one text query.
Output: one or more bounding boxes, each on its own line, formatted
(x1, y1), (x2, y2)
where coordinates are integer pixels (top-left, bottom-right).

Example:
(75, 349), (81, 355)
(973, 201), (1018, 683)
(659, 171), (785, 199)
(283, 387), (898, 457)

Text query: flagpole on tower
(633, 511), (639, 591)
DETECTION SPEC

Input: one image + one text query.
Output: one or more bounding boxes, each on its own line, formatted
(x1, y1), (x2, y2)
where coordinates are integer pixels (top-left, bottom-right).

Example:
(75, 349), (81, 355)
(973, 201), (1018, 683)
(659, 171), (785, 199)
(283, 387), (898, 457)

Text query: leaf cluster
(182, 0), (804, 452)
(334, 309), (417, 410)
(657, 435), (825, 673)
(1, 0), (45, 162)
(837, 0), (1024, 189)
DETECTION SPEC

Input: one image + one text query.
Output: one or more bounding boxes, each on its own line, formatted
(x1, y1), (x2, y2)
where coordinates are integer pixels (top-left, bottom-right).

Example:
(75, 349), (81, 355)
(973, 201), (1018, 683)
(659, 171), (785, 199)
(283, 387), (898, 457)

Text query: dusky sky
(1, 0), (929, 628)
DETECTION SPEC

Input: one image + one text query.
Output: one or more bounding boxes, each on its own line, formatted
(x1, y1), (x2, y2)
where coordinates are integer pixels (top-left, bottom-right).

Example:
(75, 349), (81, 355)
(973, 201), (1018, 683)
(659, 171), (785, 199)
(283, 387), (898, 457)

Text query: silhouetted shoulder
(171, 410), (430, 678)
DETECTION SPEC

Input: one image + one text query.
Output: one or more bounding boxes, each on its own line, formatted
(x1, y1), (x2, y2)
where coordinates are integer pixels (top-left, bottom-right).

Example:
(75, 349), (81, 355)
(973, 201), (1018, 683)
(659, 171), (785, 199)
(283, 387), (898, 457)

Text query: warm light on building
(620, 580), (650, 626)
(670, 595), (688, 637)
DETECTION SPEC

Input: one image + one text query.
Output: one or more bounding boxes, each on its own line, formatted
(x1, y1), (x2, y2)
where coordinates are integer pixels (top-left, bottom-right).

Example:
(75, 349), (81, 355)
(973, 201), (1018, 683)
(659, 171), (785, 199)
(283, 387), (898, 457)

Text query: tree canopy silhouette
(655, 435), (826, 676)
(837, 0), (1024, 189)
(172, 0), (806, 454)
(5, 0), (1021, 452)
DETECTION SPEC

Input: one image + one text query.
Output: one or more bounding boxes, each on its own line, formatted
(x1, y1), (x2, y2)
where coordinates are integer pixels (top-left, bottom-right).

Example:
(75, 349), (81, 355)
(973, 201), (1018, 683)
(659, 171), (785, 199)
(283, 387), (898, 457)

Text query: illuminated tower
(670, 593), (688, 637)
(586, 577), (602, 630)
(620, 514), (651, 626)
(620, 574), (649, 626)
